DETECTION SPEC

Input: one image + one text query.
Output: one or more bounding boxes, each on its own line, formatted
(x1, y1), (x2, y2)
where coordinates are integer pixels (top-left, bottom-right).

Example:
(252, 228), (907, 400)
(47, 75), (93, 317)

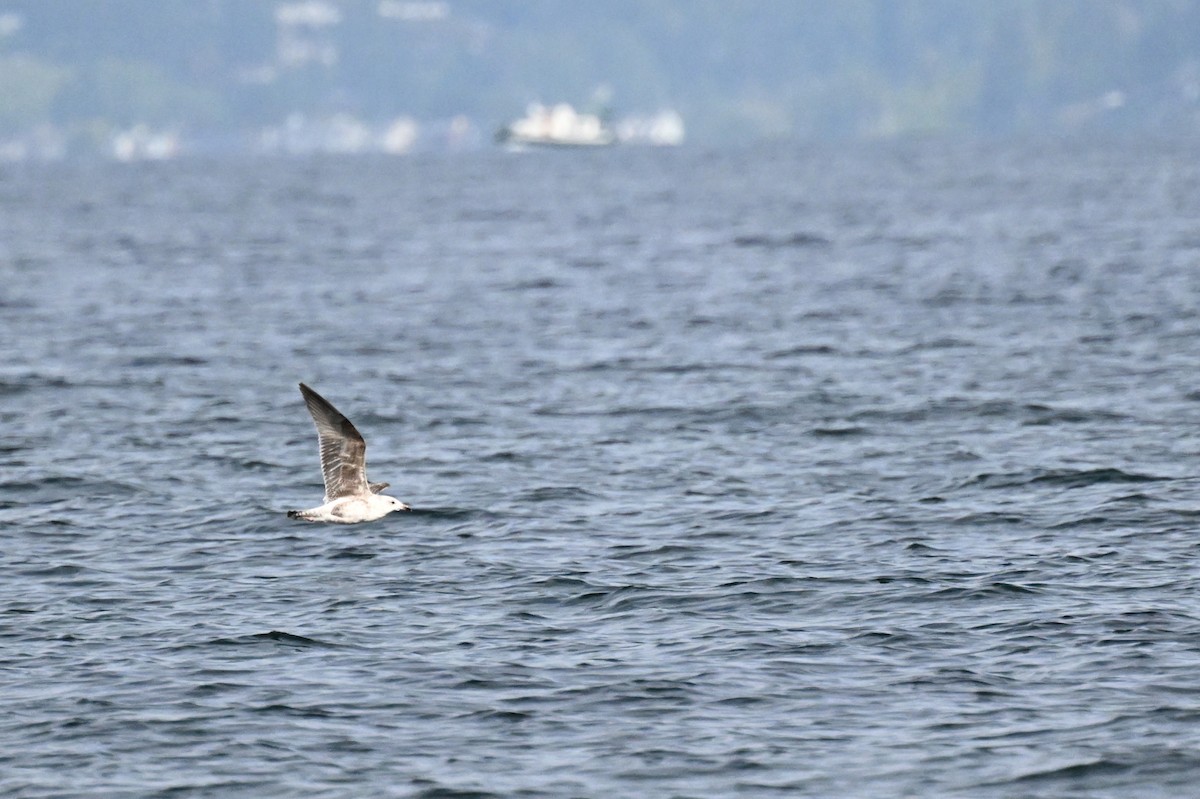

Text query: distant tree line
(0, 0), (1198, 143)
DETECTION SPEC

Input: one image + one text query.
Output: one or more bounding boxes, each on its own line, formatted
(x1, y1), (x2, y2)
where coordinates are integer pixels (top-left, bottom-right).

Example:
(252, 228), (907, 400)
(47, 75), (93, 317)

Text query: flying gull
(287, 383), (411, 523)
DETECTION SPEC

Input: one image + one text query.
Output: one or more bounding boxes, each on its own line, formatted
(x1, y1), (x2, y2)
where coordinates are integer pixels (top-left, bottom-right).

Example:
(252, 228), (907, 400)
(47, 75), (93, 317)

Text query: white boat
(497, 103), (615, 148)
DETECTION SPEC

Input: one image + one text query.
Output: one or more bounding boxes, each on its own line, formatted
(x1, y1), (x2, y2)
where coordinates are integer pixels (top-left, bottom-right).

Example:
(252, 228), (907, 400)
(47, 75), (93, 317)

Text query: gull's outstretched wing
(298, 383), (371, 501)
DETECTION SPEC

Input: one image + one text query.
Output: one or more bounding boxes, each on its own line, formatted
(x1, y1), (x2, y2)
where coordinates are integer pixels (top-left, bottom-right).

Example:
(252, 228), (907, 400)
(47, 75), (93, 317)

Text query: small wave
(711, 695), (771, 707)
(951, 511), (1028, 527)
(848, 398), (1127, 426)
(457, 708), (532, 723)
(0, 373), (73, 395)
(422, 415), (488, 428)
(18, 563), (87, 577)
(1000, 758), (1130, 784)
(768, 344), (841, 358)
(532, 403), (661, 417)
(0, 474), (145, 499)
(609, 543), (700, 561)
(207, 631), (339, 648)
(410, 786), (503, 799)
(124, 355), (208, 367)
(956, 468), (1164, 491)
(903, 540), (943, 552)
(526, 575), (603, 593)
(731, 231), (831, 248)
(1048, 515), (1111, 529)
(898, 336), (976, 352)
(503, 277), (560, 291)
(251, 703), (335, 718)
(517, 486), (598, 502)
(1033, 468), (1163, 488)
(456, 208), (523, 222)
(546, 583), (691, 614)
(1021, 405), (1130, 426)
(328, 547), (376, 560)
(202, 454), (284, 473)
(351, 344), (394, 356)
(355, 411), (408, 425)
(718, 575), (809, 592)
(479, 449), (529, 463)
(576, 357), (761, 375)
(809, 425), (869, 437)
(405, 506), (502, 523)
(187, 682), (246, 697)
(925, 581), (1042, 600)
(655, 361), (758, 374)
(1101, 492), (1156, 505)
(847, 629), (918, 646)
(709, 508), (780, 522)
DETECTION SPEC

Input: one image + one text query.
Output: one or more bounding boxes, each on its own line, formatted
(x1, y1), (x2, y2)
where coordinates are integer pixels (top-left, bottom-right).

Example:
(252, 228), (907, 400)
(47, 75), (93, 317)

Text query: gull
(287, 383), (411, 523)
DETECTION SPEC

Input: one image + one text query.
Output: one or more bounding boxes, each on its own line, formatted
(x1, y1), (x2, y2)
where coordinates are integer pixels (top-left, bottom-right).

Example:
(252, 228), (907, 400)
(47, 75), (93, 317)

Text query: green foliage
(1, 0), (1198, 142)
(67, 58), (226, 127)
(0, 54), (72, 133)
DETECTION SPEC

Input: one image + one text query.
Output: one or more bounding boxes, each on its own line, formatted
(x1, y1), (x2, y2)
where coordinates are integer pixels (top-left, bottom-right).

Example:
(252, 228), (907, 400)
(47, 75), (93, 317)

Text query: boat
(496, 103), (615, 148)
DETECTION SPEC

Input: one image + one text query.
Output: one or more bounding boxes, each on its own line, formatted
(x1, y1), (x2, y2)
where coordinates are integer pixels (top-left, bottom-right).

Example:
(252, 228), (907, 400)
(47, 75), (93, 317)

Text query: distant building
(616, 110), (685, 146)
(112, 126), (179, 162)
(377, 1), (449, 21)
(275, 1), (341, 69)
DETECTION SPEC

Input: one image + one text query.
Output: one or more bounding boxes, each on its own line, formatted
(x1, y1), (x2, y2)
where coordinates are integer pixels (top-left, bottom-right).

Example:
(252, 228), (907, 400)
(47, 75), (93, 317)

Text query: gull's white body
(292, 493), (406, 524)
(287, 383), (410, 524)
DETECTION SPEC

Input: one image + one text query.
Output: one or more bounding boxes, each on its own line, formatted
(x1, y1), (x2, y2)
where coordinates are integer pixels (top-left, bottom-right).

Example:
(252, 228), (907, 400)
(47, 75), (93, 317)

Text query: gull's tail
(287, 509), (315, 521)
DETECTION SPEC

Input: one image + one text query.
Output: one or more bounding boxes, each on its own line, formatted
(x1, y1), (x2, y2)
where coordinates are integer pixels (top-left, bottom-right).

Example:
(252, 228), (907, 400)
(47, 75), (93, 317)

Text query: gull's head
(386, 496), (412, 513)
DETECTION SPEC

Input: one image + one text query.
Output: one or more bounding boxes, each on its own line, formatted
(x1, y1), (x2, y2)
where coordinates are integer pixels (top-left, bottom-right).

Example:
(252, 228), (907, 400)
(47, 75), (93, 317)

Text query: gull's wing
(298, 383), (371, 500)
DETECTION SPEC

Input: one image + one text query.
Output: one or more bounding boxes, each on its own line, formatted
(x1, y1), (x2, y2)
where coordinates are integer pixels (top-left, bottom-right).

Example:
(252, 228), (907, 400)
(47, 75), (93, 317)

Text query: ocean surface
(3, 139), (1200, 798)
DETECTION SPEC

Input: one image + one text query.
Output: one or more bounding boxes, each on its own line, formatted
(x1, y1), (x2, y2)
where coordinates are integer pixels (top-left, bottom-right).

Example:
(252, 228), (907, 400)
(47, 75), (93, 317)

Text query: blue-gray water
(3, 140), (1200, 798)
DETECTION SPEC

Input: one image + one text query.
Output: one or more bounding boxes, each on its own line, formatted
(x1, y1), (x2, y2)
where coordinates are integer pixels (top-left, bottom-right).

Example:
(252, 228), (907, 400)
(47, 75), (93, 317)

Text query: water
(3, 139), (1200, 797)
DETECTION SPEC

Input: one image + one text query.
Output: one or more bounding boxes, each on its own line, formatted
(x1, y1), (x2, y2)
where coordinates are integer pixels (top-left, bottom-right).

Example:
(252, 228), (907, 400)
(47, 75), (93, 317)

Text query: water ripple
(3, 142), (1200, 797)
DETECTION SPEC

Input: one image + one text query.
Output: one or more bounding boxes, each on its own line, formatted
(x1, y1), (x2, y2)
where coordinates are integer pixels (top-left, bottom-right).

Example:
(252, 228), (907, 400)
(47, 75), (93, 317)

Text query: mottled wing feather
(369, 482), (389, 493)
(299, 383), (371, 500)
